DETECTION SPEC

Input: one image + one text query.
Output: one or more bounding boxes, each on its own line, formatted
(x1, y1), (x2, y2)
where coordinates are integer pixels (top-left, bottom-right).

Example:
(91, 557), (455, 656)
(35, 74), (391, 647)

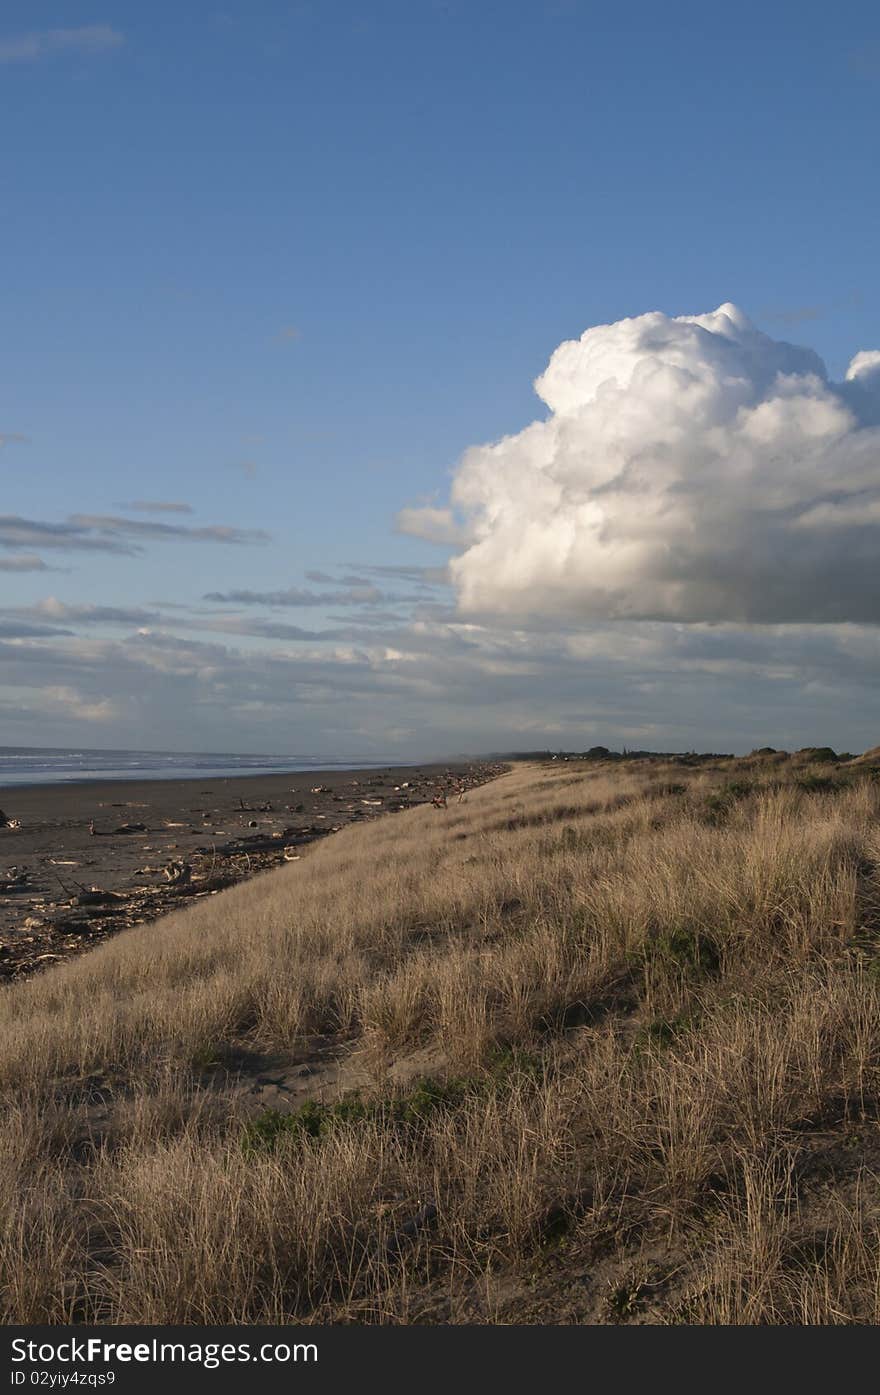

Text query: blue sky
(2, 1), (880, 757)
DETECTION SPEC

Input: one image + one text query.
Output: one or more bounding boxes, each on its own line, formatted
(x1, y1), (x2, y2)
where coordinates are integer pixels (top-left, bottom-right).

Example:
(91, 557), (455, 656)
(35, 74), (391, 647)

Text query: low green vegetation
(243, 1050), (544, 1154)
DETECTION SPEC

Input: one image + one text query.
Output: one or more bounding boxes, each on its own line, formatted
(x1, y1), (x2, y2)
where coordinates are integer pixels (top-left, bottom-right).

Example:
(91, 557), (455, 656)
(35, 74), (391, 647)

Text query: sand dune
(1, 754), (878, 1324)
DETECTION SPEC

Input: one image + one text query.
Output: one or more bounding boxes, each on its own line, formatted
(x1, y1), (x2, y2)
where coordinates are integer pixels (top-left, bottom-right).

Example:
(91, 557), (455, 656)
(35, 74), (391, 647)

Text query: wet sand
(0, 761), (505, 981)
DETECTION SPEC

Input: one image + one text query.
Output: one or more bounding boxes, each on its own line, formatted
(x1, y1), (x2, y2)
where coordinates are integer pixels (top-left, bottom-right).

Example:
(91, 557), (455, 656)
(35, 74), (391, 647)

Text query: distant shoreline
(0, 759), (432, 792)
(0, 746), (459, 791)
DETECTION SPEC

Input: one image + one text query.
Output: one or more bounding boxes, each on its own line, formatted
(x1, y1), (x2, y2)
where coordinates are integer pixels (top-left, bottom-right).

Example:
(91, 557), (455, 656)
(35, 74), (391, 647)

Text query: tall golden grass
(1, 756), (878, 1323)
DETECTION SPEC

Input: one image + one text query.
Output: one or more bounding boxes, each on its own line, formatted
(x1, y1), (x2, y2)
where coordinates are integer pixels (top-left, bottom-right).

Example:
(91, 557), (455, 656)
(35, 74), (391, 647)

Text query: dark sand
(0, 761), (505, 981)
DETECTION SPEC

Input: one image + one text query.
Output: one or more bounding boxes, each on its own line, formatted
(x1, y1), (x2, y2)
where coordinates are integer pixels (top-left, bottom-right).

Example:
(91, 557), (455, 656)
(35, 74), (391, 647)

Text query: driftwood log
(163, 860), (192, 885)
(72, 888), (124, 907)
(1, 868), (29, 893)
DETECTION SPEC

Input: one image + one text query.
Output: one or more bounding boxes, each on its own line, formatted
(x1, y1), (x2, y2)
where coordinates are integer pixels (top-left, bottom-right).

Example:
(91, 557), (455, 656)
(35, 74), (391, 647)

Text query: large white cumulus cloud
(442, 304), (880, 623)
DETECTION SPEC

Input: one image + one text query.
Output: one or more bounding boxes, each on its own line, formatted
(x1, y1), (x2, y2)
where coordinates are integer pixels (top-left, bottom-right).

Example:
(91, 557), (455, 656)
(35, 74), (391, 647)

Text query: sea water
(0, 746), (412, 787)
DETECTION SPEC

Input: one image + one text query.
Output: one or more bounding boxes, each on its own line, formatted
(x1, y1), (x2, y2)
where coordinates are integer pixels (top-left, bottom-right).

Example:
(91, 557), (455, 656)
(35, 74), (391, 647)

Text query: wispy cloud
(204, 584), (384, 607)
(353, 562), (451, 585)
(6, 610), (880, 755)
(70, 514), (270, 546)
(0, 432), (28, 449)
(394, 505), (472, 546)
(118, 500), (194, 515)
(305, 570), (372, 587)
(0, 513), (270, 555)
(0, 554), (50, 573)
(34, 685), (121, 723)
(22, 598), (162, 626)
(0, 516), (134, 555)
(197, 616), (332, 642)
(0, 618), (73, 639)
(0, 25), (124, 64)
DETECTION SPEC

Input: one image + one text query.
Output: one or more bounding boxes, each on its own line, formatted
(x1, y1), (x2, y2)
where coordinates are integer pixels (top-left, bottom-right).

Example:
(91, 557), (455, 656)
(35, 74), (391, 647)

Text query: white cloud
(441, 303), (880, 623)
(37, 686), (121, 723)
(395, 505), (471, 546)
(846, 350), (880, 384)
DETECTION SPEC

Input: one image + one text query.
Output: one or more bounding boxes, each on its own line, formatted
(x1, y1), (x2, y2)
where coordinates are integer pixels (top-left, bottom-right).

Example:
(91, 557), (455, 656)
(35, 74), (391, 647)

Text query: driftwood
(1, 761), (507, 983)
(89, 820), (147, 836)
(200, 827), (333, 858)
(1, 868), (29, 893)
(163, 860), (192, 885)
(72, 888), (123, 907)
(166, 871), (238, 897)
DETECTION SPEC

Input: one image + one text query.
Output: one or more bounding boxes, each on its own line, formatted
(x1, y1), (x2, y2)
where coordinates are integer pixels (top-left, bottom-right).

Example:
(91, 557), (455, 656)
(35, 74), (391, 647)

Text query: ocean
(0, 746), (412, 787)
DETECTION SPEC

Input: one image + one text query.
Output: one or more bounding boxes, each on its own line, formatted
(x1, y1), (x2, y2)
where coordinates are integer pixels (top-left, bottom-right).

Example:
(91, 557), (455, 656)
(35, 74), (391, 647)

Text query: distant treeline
(491, 745), (860, 765)
(490, 746), (732, 764)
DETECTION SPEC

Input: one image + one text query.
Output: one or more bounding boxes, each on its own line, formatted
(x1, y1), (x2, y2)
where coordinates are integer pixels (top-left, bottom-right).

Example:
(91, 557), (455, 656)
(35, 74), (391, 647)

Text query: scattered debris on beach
(0, 762), (505, 981)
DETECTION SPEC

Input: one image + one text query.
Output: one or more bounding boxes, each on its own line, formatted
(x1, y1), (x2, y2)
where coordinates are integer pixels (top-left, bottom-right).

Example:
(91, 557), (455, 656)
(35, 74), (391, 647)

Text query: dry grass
(1, 755), (880, 1323)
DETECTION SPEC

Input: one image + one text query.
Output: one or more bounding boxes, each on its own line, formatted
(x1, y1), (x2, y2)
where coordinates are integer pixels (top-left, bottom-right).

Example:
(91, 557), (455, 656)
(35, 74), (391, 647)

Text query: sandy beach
(0, 760), (505, 980)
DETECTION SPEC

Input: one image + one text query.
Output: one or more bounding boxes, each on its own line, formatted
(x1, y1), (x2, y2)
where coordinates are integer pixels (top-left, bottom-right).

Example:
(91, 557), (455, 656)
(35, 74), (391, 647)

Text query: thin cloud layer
(395, 506), (472, 546)
(23, 598), (162, 626)
(0, 26), (124, 63)
(0, 555), (50, 572)
(0, 517), (134, 555)
(439, 304), (880, 623)
(119, 500), (194, 515)
(353, 563), (451, 585)
(204, 584), (385, 607)
(0, 514), (269, 555)
(2, 615), (879, 755)
(69, 515), (270, 546)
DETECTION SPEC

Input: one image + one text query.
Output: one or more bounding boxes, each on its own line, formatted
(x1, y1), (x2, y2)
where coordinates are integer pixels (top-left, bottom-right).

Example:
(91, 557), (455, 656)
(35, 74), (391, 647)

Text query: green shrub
(795, 774), (836, 793)
(702, 779), (754, 824)
(636, 1008), (700, 1050)
(647, 926), (720, 976)
(240, 1064), (539, 1155)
